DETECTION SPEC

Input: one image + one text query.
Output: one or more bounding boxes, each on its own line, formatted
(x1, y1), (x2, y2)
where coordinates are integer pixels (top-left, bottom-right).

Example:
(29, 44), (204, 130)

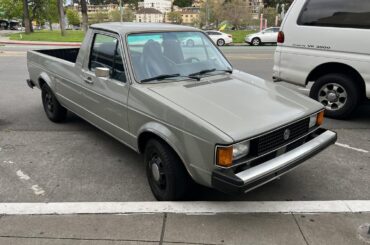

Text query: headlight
(309, 111), (325, 128)
(233, 141), (250, 160)
(216, 141), (250, 167)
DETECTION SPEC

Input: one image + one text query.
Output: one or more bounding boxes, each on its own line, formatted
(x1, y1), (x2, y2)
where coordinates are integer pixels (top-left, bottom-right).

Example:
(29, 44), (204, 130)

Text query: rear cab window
(298, 0), (370, 29)
(89, 33), (126, 82)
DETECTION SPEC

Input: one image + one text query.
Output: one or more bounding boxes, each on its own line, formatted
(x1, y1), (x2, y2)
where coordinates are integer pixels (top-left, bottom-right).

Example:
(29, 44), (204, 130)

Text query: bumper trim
(212, 129), (337, 194)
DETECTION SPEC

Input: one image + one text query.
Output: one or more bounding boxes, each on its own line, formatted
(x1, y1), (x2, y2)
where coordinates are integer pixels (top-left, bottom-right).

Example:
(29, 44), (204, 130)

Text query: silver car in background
(245, 27), (280, 46)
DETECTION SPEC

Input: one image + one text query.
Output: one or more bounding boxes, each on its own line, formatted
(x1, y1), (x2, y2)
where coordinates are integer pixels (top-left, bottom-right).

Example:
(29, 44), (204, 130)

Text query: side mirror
(95, 67), (110, 78)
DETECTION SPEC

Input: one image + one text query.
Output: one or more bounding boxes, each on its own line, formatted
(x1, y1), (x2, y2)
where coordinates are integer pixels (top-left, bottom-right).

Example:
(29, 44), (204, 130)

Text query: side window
(89, 33), (126, 82)
(264, 28), (273, 33)
(298, 0), (370, 29)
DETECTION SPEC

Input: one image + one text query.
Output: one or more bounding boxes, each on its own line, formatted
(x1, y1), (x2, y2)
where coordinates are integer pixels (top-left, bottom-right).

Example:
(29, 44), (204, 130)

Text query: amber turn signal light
(216, 146), (233, 167)
(316, 111), (325, 126)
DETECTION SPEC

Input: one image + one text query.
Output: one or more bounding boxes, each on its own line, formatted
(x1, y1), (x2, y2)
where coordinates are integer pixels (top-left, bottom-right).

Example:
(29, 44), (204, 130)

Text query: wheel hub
(151, 162), (161, 182)
(318, 83), (347, 111)
(327, 91), (338, 102)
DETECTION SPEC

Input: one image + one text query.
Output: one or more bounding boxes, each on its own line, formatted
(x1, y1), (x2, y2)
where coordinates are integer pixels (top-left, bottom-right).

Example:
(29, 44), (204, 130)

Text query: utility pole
(120, 0), (123, 22)
(205, 0), (209, 28)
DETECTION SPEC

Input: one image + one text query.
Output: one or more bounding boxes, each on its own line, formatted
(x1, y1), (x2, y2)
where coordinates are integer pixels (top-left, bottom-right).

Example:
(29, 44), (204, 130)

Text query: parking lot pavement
(0, 45), (369, 202)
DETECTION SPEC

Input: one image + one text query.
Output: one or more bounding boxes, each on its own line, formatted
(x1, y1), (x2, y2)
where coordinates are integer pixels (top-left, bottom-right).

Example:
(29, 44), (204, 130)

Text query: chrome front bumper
(212, 129), (337, 194)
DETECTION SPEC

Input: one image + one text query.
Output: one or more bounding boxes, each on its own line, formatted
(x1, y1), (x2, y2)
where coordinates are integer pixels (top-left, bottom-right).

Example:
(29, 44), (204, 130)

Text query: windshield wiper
(188, 68), (233, 80)
(140, 74), (180, 83)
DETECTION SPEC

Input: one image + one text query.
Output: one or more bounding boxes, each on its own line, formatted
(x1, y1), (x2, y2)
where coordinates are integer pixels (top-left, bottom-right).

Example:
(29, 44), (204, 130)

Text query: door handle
(84, 77), (93, 85)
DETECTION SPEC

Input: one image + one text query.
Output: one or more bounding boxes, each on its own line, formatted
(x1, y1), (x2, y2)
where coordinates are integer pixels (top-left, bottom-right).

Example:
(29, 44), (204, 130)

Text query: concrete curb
(1, 201), (370, 215)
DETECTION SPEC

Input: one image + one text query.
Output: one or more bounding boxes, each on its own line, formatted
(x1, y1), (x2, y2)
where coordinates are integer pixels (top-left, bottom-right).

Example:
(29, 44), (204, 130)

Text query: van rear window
(298, 0), (370, 29)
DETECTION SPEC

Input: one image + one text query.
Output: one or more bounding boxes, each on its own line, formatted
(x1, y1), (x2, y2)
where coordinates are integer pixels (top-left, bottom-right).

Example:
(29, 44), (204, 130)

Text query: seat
(140, 40), (171, 80)
(163, 39), (184, 64)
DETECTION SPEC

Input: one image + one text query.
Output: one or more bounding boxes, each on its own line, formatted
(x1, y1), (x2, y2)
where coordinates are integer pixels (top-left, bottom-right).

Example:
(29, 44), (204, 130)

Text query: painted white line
(0, 201), (369, 215)
(3, 160), (14, 164)
(335, 142), (368, 153)
(31, 185), (46, 196)
(16, 170), (31, 180)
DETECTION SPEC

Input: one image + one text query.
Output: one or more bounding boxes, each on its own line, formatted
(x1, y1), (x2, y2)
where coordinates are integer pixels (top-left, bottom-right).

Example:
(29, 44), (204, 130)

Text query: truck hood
(148, 70), (323, 141)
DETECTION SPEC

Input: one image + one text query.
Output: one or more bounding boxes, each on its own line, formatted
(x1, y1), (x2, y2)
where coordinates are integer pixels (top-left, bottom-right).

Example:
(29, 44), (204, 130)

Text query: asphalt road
(0, 44), (369, 202)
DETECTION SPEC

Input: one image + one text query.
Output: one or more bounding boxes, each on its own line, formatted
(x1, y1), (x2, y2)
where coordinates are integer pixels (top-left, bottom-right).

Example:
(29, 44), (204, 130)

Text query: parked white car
(206, 30), (233, 46)
(245, 27), (280, 46)
(273, 0), (370, 119)
(183, 30), (232, 46)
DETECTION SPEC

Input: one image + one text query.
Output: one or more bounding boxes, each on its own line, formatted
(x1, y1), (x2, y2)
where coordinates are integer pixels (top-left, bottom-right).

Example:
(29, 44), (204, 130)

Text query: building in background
(73, 3), (119, 15)
(180, 7), (200, 25)
(138, 0), (172, 14)
(135, 8), (163, 23)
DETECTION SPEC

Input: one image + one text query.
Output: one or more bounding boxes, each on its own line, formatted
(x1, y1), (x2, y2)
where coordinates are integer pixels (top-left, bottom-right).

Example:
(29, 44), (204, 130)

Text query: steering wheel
(185, 57), (200, 63)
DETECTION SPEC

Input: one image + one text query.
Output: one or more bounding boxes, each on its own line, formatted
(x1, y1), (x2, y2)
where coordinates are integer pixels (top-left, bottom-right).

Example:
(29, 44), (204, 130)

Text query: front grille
(251, 118), (310, 155)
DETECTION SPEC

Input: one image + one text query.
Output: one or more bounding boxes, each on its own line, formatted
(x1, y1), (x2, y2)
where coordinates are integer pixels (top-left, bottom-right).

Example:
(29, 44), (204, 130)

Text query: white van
(273, 0), (370, 119)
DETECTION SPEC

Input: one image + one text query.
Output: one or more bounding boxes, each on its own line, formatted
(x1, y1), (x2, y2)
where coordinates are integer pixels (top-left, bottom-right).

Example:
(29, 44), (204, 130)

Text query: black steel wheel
(144, 139), (190, 201)
(41, 83), (67, 122)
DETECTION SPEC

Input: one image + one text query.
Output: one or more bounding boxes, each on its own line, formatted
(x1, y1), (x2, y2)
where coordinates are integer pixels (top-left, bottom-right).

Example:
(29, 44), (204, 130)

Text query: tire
(251, 38), (261, 46)
(41, 83), (67, 122)
(144, 139), (190, 201)
(217, 38), (225, 46)
(186, 39), (194, 47)
(309, 73), (360, 119)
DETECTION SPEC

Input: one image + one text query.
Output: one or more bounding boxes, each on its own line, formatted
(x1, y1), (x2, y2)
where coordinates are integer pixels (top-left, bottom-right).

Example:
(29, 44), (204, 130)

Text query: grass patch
(225, 30), (256, 43)
(9, 30), (85, 42)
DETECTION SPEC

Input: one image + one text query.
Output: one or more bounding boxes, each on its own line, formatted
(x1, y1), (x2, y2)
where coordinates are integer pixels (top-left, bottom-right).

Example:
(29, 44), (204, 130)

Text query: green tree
(173, 0), (192, 8)
(109, 7), (135, 22)
(23, 0), (32, 33)
(66, 8), (80, 26)
(56, 0), (66, 35)
(167, 11), (182, 24)
(80, 0), (88, 32)
(0, 0), (23, 19)
(45, 0), (59, 30)
(89, 10), (108, 24)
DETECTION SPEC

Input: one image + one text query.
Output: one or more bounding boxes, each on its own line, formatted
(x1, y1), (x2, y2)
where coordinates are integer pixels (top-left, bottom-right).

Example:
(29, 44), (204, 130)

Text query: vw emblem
(283, 129), (291, 140)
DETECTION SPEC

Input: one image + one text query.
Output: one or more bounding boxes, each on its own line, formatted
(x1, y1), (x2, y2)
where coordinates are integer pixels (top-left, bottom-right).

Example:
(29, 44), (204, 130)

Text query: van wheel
(251, 38), (261, 46)
(144, 139), (190, 201)
(41, 83), (67, 122)
(310, 73), (359, 119)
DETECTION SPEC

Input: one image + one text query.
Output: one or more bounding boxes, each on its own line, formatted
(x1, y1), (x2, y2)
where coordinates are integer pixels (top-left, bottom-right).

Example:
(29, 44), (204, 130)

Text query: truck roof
(90, 22), (200, 34)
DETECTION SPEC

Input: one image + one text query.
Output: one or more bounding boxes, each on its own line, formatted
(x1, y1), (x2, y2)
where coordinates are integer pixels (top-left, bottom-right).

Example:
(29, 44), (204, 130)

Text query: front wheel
(309, 73), (360, 119)
(144, 139), (190, 201)
(41, 83), (67, 122)
(217, 38), (225, 46)
(251, 38), (261, 46)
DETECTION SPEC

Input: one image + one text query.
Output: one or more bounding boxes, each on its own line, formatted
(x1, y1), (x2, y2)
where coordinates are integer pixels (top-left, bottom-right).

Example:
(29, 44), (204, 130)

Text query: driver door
(80, 32), (132, 144)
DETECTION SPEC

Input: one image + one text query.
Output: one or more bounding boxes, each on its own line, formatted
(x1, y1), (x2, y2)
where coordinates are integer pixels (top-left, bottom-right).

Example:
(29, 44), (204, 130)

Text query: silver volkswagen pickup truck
(27, 23), (337, 200)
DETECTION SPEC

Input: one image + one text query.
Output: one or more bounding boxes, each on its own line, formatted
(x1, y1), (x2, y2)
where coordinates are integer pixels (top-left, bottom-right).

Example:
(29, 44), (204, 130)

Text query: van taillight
(277, 31), (285, 43)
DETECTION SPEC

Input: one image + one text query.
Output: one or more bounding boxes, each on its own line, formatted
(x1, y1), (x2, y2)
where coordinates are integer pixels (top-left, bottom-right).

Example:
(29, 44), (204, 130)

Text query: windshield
(127, 31), (232, 83)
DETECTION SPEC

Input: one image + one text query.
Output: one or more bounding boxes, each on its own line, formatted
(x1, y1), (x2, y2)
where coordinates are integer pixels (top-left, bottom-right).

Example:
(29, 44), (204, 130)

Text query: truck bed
(36, 48), (80, 63)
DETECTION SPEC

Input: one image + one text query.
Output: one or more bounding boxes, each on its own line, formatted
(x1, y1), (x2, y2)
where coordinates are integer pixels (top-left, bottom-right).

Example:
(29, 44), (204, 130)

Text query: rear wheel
(41, 83), (67, 122)
(309, 73), (360, 119)
(251, 38), (261, 46)
(144, 139), (190, 201)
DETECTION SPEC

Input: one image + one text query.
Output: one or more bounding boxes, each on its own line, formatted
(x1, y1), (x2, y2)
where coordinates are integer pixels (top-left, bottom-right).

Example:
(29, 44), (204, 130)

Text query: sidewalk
(0, 212), (369, 244)
(0, 201), (369, 245)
